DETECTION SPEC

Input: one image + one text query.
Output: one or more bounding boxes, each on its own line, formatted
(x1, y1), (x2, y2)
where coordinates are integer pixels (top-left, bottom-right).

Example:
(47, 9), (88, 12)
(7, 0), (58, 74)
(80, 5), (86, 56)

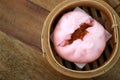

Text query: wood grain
(0, 0), (93, 80)
(30, 0), (108, 11)
(0, 0), (49, 50)
(107, 0), (120, 8)
(30, 0), (120, 16)
(0, 31), (88, 80)
(0, 0), (120, 80)
(107, 0), (120, 16)
(30, 0), (64, 11)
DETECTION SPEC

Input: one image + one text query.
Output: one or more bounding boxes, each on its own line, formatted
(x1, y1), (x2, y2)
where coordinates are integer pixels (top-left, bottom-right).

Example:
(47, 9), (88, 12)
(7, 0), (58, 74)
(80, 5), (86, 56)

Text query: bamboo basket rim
(41, 0), (120, 78)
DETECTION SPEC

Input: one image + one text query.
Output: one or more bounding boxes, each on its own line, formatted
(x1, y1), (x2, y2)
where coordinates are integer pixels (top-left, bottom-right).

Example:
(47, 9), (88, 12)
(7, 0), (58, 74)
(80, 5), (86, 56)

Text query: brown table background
(0, 0), (120, 80)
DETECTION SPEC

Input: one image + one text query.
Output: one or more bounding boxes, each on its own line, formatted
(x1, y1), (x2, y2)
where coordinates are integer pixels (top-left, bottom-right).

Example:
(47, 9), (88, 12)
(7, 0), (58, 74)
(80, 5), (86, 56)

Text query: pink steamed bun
(53, 8), (108, 64)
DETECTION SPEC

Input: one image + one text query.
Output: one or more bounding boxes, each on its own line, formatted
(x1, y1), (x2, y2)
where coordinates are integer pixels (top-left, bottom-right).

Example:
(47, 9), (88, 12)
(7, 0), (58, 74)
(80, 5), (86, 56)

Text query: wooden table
(0, 0), (120, 80)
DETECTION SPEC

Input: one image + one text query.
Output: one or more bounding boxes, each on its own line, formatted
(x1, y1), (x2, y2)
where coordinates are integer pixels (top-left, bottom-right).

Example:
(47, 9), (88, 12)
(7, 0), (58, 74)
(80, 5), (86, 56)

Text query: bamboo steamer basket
(41, 0), (120, 78)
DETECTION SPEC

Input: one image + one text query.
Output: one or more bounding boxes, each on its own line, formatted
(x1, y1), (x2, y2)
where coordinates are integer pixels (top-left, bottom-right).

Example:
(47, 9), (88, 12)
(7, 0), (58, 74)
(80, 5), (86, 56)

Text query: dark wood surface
(0, 0), (120, 80)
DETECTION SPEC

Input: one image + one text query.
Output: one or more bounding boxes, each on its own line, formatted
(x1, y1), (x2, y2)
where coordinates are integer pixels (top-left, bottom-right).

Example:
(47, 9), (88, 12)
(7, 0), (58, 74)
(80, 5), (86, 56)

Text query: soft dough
(53, 8), (107, 64)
